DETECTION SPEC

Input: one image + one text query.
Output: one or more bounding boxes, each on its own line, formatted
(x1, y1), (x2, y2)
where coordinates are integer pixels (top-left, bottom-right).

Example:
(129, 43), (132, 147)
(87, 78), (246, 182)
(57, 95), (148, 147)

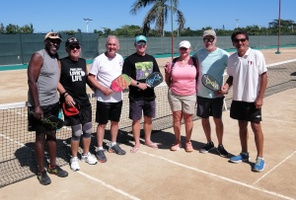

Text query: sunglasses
(70, 45), (81, 50)
(136, 42), (146, 47)
(203, 38), (215, 43)
(233, 38), (247, 43)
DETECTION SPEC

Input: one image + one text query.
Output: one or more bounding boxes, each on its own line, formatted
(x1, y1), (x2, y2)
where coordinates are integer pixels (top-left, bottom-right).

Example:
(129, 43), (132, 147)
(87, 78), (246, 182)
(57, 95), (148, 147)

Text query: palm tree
(130, 0), (185, 36)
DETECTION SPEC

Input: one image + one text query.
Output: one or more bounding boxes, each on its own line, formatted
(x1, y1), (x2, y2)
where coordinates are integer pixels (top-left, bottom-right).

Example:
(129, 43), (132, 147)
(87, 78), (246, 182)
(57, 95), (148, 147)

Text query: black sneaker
(200, 142), (215, 153)
(217, 145), (229, 158)
(47, 165), (69, 177)
(96, 150), (107, 163)
(108, 144), (126, 155)
(37, 170), (51, 185)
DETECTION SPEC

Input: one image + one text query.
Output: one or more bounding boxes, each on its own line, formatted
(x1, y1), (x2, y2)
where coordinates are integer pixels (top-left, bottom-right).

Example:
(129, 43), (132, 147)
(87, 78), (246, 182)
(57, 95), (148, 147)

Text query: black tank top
(59, 57), (90, 106)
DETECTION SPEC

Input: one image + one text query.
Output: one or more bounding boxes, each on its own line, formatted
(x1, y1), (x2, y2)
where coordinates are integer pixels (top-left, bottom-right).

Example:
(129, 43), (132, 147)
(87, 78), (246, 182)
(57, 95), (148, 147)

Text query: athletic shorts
(230, 101), (262, 123)
(28, 102), (60, 133)
(64, 103), (92, 126)
(197, 96), (224, 118)
(96, 101), (122, 124)
(129, 99), (156, 121)
(168, 89), (196, 114)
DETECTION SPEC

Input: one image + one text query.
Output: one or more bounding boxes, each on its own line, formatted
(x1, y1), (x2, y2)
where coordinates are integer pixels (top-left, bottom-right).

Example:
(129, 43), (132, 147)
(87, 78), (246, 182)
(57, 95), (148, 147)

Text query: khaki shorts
(168, 89), (196, 114)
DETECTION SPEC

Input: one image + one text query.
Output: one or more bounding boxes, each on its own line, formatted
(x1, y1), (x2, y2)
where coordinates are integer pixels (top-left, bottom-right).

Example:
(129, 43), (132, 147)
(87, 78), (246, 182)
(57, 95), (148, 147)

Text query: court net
(0, 83), (194, 188)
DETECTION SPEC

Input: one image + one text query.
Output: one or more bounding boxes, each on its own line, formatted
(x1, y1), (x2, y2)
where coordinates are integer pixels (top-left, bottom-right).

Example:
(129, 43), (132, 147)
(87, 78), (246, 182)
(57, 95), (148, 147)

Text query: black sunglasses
(233, 38), (247, 43)
(203, 38), (215, 43)
(70, 45), (81, 50)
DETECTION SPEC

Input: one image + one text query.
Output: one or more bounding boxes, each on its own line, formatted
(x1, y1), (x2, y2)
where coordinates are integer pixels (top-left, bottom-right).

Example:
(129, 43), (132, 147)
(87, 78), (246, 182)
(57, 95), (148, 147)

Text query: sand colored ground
(0, 47), (296, 104)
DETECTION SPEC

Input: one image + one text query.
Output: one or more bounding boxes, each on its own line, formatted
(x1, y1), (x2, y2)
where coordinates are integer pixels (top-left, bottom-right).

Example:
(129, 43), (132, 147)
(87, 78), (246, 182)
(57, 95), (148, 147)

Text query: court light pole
(83, 18), (93, 33)
(275, 0), (281, 54)
(170, 0), (174, 60)
(235, 19), (239, 29)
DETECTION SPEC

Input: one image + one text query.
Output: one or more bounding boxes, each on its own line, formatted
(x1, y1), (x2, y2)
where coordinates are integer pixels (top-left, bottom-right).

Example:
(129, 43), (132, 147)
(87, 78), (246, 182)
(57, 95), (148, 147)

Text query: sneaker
(200, 142), (215, 153)
(108, 144), (126, 155)
(253, 157), (265, 172)
(37, 170), (51, 185)
(81, 152), (98, 165)
(217, 145), (229, 158)
(47, 165), (69, 177)
(230, 152), (250, 163)
(170, 142), (181, 151)
(70, 157), (80, 171)
(96, 150), (107, 163)
(185, 142), (194, 152)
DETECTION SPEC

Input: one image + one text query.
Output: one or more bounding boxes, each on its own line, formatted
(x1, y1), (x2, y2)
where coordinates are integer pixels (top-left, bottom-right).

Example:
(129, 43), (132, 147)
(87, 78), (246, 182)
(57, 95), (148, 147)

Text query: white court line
(77, 171), (141, 200)
(139, 151), (294, 200)
(253, 150), (296, 185)
(267, 59), (296, 67)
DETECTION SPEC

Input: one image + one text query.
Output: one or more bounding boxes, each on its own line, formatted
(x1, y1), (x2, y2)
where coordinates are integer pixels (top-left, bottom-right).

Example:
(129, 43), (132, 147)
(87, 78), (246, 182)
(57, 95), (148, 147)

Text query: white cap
(179, 40), (191, 49)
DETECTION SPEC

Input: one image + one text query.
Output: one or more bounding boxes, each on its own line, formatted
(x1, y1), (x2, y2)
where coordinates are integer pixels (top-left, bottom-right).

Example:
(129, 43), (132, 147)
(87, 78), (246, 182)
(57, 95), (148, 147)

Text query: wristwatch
(136, 82), (140, 87)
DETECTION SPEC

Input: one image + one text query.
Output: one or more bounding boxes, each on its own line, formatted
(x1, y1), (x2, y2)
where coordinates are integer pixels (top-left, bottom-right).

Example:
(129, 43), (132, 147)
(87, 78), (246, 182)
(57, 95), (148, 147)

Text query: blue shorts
(230, 101), (262, 123)
(96, 101), (122, 124)
(129, 99), (156, 121)
(197, 96), (224, 118)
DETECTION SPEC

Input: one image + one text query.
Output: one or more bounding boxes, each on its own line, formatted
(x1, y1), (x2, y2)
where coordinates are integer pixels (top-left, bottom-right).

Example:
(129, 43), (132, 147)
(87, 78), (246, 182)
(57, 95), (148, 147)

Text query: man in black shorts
(58, 36), (97, 171)
(122, 35), (161, 153)
(88, 36), (126, 163)
(28, 32), (68, 185)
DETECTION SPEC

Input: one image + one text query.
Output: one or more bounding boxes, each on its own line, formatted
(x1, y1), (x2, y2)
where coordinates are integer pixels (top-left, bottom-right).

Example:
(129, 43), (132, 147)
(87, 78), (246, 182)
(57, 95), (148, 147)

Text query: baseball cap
(179, 40), (191, 49)
(62, 102), (80, 116)
(65, 37), (80, 47)
(135, 35), (147, 43)
(203, 29), (216, 38)
(44, 32), (62, 41)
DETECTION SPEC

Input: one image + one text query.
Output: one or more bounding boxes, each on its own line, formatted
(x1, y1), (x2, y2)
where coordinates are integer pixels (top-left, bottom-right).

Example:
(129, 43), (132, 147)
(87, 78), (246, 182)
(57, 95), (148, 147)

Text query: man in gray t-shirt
(27, 32), (68, 185)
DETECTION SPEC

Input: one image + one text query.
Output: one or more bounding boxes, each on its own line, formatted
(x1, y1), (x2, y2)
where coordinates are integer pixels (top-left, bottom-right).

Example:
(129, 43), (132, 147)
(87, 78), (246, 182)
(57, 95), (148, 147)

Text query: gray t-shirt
(28, 49), (60, 106)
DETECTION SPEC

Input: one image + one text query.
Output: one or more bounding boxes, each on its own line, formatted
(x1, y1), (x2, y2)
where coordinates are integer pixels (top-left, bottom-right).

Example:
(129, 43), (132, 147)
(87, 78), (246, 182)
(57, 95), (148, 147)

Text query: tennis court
(0, 48), (296, 199)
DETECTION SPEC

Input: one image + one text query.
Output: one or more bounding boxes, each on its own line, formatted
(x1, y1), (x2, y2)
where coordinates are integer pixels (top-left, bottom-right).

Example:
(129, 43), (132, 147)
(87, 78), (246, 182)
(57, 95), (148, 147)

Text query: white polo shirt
(227, 48), (267, 102)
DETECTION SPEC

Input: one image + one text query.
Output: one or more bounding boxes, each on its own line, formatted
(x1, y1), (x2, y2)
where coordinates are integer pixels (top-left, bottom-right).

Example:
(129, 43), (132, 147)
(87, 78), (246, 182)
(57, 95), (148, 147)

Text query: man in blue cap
(122, 35), (161, 153)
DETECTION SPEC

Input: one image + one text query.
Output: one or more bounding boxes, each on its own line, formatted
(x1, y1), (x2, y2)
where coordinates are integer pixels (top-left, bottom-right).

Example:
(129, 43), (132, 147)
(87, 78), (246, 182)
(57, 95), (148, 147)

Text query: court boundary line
(77, 171), (141, 200)
(137, 151), (294, 200)
(253, 150), (296, 185)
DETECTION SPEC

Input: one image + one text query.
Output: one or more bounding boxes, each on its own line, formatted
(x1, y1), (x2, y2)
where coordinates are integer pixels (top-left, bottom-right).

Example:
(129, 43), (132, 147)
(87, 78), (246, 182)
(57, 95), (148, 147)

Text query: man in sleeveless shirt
(27, 32), (68, 185)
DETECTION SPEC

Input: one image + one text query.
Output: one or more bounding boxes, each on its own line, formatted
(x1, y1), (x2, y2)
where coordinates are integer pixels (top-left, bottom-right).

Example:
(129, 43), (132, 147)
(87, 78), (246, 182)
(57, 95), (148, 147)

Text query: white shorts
(168, 89), (196, 114)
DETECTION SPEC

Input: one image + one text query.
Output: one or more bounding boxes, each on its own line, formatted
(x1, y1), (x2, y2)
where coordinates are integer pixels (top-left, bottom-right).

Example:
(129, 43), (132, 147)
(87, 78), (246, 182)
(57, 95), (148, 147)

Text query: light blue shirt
(193, 47), (229, 98)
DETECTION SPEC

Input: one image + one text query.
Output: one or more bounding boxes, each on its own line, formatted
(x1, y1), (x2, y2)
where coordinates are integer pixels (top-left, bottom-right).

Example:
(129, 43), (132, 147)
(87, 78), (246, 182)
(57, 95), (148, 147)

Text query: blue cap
(135, 35), (147, 43)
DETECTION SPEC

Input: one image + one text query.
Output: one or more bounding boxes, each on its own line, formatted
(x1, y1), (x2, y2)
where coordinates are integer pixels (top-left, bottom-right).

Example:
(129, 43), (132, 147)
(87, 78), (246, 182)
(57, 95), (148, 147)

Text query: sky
(1, 0), (295, 33)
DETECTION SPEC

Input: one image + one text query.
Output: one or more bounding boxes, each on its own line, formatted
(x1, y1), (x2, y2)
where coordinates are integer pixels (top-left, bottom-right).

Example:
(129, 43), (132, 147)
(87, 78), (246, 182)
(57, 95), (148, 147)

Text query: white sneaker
(81, 152), (97, 165)
(70, 157), (80, 171)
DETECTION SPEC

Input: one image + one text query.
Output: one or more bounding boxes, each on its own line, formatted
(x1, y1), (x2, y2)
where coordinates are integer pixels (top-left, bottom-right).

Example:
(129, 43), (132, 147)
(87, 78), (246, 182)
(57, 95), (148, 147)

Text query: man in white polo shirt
(221, 30), (268, 172)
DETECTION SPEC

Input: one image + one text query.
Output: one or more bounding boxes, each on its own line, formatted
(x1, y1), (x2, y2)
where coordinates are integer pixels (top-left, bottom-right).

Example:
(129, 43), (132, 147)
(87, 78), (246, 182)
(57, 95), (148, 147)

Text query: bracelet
(64, 93), (69, 98)
(61, 91), (67, 97)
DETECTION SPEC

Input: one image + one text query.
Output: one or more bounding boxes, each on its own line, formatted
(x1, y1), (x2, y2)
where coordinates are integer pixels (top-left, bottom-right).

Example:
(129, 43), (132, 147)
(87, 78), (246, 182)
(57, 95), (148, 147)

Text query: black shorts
(197, 96), (224, 118)
(95, 101), (122, 124)
(28, 102), (60, 133)
(64, 103), (92, 126)
(230, 101), (262, 123)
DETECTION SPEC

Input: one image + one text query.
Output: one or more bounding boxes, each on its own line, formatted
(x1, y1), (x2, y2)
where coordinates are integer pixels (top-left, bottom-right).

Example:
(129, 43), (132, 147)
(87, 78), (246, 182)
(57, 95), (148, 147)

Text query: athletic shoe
(81, 152), (98, 165)
(108, 144), (126, 155)
(96, 150), (107, 163)
(37, 170), (51, 185)
(170, 142), (181, 151)
(200, 142), (215, 153)
(230, 152), (250, 163)
(217, 145), (229, 158)
(70, 157), (80, 171)
(253, 157), (265, 172)
(185, 142), (194, 152)
(47, 165), (69, 177)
